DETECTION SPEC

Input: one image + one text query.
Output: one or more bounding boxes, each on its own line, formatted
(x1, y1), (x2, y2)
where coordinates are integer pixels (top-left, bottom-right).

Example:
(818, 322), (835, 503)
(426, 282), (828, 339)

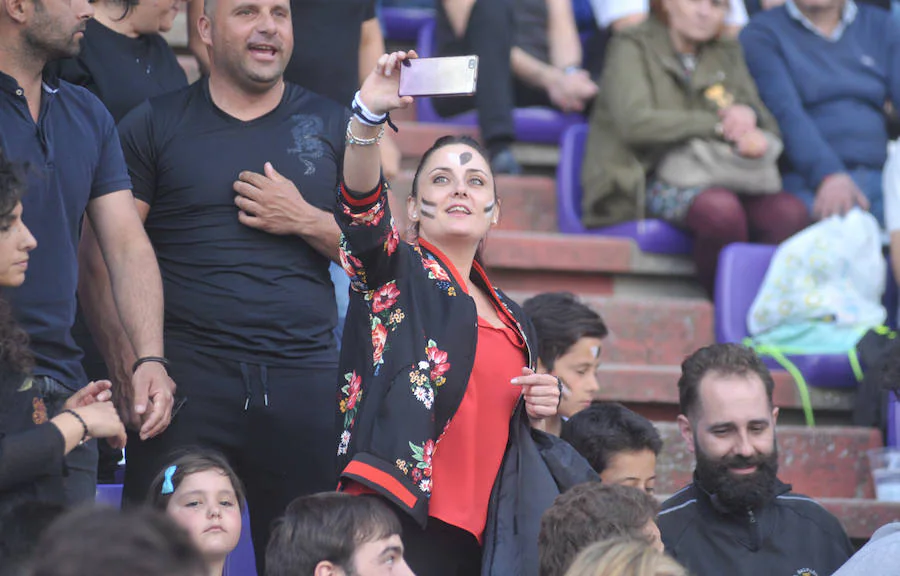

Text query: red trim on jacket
(343, 460), (418, 509)
(341, 181), (383, 208)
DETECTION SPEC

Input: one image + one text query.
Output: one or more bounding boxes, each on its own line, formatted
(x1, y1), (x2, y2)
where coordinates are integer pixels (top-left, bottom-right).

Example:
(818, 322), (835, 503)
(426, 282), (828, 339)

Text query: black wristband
(61, 409), (89, 445)
(132, 356), (169, 373)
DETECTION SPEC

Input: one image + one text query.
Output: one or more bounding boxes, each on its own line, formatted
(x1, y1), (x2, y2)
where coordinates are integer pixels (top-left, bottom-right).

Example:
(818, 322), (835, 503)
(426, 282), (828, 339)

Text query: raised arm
(337, 51), (415, 291)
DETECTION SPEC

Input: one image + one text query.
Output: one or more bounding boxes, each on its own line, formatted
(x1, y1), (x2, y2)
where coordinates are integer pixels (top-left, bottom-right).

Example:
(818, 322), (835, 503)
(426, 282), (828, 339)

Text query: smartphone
(399, 56), (479, 98)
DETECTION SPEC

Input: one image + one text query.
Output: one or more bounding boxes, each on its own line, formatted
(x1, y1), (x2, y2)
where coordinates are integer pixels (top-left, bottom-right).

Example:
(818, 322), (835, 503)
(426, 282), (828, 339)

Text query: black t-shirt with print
(284, 0), (376, 107)
(117, 79), (348, 366)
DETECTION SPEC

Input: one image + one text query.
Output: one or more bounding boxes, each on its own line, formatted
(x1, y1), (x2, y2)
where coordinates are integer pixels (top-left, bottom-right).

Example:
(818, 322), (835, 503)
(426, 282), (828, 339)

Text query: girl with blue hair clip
(148, 450), (245, 576)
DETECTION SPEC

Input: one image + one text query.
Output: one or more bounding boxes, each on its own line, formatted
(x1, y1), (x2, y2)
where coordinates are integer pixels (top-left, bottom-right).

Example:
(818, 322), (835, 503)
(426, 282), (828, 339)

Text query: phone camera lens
(468, 59), (475, 69)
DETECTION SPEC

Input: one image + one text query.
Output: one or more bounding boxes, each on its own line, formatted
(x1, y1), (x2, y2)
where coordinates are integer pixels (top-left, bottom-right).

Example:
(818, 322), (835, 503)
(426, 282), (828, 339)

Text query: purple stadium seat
(414, 20), (584, 144)
(556, 123), (693, 254)
(95, 483), (123, 507)
(715, 242), (896, 389)
(223, 507), (257, 576)
(381, 7), (434, 42)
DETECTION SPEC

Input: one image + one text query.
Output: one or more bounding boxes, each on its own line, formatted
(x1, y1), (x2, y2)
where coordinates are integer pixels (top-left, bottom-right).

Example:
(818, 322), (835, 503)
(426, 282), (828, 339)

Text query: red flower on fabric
(371, 283), (400, 314)
(384, 226), (400, 256)
(339, 248), (364, 274)
(345, 372), (362, 412)
(372, 321), (388, 366)
(426, 342), (450, 380)
(412, 468), (423, 483)
(422, 257), (450, 281)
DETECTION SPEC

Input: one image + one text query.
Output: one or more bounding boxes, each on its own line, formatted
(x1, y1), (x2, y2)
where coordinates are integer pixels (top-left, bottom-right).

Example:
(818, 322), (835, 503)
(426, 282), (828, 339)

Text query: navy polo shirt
(0, 70), (132, 390)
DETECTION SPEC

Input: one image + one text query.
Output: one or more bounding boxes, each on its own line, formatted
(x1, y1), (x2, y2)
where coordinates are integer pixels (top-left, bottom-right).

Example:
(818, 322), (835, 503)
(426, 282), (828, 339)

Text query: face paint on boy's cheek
(419, 198), (437, 219)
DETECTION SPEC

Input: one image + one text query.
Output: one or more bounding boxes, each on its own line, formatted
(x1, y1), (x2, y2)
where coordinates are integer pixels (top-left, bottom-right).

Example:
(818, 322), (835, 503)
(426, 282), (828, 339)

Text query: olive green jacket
(580, 17), (779, 228)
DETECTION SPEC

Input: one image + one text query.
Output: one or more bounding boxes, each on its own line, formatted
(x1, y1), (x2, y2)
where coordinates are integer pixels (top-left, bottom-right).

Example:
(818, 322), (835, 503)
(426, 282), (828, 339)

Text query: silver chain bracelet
(345, 119), (385, 147)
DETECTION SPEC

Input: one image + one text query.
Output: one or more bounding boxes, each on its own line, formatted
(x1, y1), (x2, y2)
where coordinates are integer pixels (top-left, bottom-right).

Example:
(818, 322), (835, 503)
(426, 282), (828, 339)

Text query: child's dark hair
(266, 493), (402, 576)
(538, 482), (660, 576)
(147, 449), (246, 512)
(561, 402), (662, 474)
(522, 292), (609, 371)
(31, 507), (207, 576)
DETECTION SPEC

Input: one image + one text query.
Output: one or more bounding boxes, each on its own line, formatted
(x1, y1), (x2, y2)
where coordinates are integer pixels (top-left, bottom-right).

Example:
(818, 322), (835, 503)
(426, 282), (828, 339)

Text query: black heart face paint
(459, 151), (472, 165)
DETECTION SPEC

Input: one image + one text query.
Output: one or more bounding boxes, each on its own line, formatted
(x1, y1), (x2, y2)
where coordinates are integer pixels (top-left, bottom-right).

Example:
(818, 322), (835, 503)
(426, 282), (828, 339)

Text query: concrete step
(820, 498), (900, 540)
(504, 293), (714, 366)
(597, 364), (855, 417)
(654, 422), (880, 500)
(393, 121), (560, 169)
(482, 231), (699, 297)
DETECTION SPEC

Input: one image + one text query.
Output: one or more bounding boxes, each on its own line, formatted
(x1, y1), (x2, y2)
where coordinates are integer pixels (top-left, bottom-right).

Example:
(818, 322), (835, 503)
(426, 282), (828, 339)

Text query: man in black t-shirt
(82, 0), (347, 569)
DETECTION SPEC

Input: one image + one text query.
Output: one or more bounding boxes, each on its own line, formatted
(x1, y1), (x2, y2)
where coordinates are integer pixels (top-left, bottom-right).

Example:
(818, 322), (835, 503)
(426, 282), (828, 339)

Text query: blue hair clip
(161, 465), (177, 495)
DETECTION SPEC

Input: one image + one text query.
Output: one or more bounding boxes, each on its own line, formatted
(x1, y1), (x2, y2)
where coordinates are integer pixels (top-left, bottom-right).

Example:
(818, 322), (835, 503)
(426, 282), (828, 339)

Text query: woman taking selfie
(334, 51), (566, 575)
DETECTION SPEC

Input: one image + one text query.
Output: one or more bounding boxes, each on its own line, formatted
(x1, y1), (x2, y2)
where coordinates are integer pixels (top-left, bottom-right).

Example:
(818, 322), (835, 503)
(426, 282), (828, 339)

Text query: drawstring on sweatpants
(239, 362), (271, 410)
(240, 363), (252, 411)
(260, 364), (269, 407)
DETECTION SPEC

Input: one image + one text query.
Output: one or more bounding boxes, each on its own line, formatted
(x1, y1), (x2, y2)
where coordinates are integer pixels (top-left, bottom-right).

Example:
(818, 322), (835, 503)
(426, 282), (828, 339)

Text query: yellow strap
(744, 339), (815, 427)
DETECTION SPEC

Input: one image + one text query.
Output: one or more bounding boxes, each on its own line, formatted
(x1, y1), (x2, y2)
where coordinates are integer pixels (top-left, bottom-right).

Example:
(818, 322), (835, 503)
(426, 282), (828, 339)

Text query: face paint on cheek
(459, 152), (472, 165)
(419, 198), (437, 219)
(483, 200), (496, 214)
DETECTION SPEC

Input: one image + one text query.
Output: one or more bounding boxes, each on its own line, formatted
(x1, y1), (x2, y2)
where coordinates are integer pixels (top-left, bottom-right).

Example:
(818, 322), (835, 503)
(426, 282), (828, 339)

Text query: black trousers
(433, 0), (518, 147)
(122, 340), (339, 574)
(393, 504), (483, 576)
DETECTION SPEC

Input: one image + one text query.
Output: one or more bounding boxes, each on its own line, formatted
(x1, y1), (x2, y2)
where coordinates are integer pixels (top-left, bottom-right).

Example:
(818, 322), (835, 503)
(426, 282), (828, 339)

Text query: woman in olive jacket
(580, 0), (809, 294)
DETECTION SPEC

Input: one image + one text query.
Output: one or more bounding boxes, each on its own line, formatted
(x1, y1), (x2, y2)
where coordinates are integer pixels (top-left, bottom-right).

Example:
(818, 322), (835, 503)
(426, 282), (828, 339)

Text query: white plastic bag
(748, 207), (886, 346)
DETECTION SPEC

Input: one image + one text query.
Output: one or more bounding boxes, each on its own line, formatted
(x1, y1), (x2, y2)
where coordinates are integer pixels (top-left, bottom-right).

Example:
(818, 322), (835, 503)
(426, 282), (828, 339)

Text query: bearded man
(658, 344), (854, 576)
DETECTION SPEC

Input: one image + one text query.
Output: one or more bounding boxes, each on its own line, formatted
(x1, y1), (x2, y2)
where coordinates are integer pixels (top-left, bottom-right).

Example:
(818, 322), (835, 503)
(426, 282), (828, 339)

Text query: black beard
(694, 440), (779, 515)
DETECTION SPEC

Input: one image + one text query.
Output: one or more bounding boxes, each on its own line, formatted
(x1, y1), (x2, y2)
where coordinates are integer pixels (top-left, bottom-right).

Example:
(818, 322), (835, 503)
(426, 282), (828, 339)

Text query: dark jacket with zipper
(658, 477), (854, 576)
(334, 179), (597, 535)
(482, 402), (599, 576)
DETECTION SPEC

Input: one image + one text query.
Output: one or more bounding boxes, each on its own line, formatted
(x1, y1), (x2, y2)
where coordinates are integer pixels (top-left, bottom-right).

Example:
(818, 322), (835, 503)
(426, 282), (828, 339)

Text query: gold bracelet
(346, 119), (385, 147)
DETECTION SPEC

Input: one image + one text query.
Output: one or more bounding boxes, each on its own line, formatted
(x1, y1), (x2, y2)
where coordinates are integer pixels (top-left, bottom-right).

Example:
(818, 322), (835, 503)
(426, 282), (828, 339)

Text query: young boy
(523, 292), (609, 436)
(561, 402), (662, 494)
(538, 482), (663, 576)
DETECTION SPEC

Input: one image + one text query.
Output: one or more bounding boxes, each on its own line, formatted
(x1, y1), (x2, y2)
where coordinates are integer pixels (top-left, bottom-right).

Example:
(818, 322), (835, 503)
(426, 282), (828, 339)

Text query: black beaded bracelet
(132, 356), (170, 373)
(61, 409), (89, 445)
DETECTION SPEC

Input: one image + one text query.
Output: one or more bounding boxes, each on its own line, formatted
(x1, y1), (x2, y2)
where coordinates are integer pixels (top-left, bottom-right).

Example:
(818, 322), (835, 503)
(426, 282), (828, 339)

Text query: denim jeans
(783, 167), (885, 225)
(34, 376), (99, 504)
(329, 261), (350, 348)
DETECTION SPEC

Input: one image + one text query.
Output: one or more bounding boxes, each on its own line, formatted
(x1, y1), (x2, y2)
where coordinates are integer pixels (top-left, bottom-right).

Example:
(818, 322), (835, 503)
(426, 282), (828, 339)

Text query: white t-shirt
(589, 0), (748, 29)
